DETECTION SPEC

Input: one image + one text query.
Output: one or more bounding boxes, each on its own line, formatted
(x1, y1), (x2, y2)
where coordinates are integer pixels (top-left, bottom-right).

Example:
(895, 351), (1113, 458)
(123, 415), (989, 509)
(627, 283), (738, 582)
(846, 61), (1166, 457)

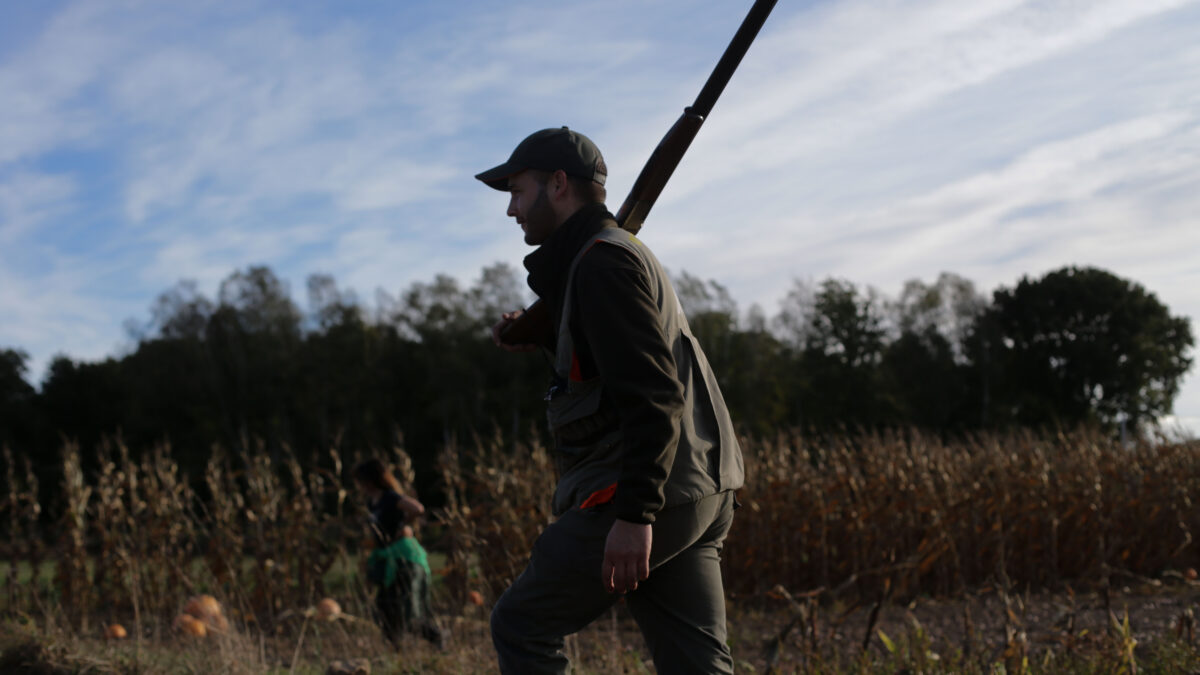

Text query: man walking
(476, 126), (743, 674)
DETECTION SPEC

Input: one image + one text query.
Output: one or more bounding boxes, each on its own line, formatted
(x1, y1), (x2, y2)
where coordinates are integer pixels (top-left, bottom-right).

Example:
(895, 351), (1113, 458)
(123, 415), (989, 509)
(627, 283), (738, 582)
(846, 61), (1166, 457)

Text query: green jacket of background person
(477, 127), (744, 675)
(352, 459), (445, 649)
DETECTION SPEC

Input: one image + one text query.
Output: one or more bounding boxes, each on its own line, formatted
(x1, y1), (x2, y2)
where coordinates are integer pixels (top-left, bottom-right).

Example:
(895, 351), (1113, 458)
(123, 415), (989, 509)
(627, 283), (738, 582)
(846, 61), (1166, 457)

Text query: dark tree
(0, 349), (35, 408)
(881, 327), (967, 428)
(150, 280), (215, 340)
(892, 272), (987, 363)
(713, 311), (790, 438)
(881, 273), (986, 429)
(975, 266), (1193, 431)
(389, 265), (543, 455)
(206, 266), (304, 456)
(1, 349), (39, 451)
(39, 355), (128, 460)
(674, 271), (741, 374)
(674, 272), (789, 437)
(777, 278), (892, 428)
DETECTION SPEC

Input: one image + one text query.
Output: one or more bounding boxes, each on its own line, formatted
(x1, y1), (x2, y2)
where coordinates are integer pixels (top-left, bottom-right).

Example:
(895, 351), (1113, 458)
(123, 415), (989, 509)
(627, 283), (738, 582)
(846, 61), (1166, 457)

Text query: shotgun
(500, 0), (778, 346)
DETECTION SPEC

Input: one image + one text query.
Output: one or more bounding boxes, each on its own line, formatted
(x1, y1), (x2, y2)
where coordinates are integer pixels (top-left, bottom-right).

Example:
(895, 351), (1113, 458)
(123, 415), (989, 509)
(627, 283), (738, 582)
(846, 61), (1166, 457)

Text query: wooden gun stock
(500, 0), (777, 345)
(615, 111), (705, 235)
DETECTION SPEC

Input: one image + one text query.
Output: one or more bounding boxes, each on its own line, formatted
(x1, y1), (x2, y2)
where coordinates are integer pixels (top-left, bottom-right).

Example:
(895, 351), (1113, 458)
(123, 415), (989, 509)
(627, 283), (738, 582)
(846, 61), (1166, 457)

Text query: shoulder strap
(553, 227), (645, 377)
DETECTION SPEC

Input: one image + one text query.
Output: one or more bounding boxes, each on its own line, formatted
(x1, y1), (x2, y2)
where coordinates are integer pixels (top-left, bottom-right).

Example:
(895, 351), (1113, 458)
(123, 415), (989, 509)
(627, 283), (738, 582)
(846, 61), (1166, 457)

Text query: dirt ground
(720, 575), (1200, 671)
(4, 580), (1200, 674)
(460, 577), (1200, 671)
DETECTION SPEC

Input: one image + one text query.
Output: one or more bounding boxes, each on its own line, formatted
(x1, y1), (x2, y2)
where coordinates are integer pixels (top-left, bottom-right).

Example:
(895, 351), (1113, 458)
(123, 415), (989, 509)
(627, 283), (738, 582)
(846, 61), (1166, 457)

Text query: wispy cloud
(641, 1), (1200, 293)
(665, 0), (1195, 200)
(0, 170), (76, 245)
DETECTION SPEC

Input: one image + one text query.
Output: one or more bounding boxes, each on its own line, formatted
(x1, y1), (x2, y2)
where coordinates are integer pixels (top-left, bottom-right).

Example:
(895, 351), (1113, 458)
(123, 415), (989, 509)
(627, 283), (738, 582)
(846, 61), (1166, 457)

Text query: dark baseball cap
(475, 127), (607, 191)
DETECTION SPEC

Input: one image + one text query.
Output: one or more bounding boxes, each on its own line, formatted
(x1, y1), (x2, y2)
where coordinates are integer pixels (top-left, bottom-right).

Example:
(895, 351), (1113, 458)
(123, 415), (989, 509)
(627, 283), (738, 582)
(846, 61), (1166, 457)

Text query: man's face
(507, 171), (558, 246)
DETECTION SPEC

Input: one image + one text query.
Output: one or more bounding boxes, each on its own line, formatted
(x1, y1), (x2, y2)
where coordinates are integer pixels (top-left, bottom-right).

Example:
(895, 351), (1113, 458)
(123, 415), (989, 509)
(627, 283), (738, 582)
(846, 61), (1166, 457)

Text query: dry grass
(727, 427), (1200, 601)
(3, 427), (1200, 672)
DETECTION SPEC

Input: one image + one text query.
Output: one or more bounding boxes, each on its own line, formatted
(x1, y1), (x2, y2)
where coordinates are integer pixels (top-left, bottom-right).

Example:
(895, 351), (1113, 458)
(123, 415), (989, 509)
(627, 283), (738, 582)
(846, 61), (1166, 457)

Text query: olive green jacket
(526, 204), (743, 522)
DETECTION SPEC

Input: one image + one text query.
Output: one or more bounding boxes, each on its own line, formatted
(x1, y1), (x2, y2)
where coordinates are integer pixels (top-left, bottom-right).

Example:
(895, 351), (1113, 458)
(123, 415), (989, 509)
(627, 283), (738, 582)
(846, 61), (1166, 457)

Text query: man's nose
(506, 198), (518, 217)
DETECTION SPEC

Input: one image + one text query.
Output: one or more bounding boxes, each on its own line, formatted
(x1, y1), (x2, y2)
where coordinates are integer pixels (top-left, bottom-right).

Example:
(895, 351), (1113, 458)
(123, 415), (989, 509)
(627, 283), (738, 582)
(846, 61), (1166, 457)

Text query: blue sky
(2, 0), (1198, 433)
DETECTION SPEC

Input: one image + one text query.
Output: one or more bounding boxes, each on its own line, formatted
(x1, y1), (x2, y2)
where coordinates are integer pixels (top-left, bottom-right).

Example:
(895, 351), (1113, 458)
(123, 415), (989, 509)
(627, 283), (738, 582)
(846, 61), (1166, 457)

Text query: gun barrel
(616, 112), (704, 234)
(617, 0), (777, 234)
(691, 0), (778, 118)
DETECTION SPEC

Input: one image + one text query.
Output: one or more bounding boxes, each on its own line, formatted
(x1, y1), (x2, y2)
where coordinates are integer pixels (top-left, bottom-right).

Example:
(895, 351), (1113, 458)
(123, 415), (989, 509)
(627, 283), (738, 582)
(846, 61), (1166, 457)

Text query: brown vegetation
(2, 428), (1200, 672)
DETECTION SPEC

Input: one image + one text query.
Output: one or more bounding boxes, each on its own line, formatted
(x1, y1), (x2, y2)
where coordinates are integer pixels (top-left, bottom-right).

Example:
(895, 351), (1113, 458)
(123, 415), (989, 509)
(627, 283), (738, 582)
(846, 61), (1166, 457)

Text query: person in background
(353, 458), (445, 649)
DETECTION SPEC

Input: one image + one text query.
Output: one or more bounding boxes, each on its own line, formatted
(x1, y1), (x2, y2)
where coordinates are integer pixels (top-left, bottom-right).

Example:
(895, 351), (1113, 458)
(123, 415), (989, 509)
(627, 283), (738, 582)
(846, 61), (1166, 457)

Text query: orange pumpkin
(206, 613), (230, 633)
(184, 594), (222, 620)
(173, 614), (207, 638)
(105, 623), (128, 640)
(316, 597), (342, 620)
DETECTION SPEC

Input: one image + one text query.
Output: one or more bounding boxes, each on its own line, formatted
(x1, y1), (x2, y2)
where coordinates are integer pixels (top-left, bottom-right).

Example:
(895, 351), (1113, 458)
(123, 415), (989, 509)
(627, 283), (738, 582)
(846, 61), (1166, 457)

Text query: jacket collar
(523, 202), (616, 313)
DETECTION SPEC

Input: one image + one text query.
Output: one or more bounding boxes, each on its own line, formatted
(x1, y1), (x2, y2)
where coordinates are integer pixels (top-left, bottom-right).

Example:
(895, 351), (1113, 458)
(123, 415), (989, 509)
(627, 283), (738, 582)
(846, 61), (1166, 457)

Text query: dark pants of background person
(374, 560), (445, 648)
(491, 490), (737, 674)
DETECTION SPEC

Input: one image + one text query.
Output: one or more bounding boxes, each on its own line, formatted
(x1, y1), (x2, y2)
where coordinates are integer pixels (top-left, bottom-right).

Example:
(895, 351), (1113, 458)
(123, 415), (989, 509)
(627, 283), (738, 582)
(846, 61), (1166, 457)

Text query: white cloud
(0, 3), (122, 164)
(0, 253), (136, 384)
(0, 170), (76, 244)
(1, 0), (1199, 422)
(676, 0), (1194, 198)
(142, 220), (330, 289)
(839, 112), (1200, 279)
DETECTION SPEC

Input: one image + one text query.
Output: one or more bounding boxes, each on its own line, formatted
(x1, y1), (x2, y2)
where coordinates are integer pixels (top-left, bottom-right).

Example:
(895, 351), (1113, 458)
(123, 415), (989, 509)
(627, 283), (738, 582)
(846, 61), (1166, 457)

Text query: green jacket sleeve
(572, 243), (684, 524)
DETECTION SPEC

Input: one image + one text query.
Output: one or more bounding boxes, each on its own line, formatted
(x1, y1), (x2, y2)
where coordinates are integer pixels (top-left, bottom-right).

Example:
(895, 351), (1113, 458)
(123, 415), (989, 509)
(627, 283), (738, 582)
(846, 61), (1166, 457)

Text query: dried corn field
(444, 428), (1200, 603)
(3, 428), (1200, 673)
(729, 428), (1200, 599)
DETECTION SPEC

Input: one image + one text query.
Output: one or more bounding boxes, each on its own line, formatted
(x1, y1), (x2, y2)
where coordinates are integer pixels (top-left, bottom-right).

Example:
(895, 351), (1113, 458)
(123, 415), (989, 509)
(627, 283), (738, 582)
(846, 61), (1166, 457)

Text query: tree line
(0, 262), (1193, 503)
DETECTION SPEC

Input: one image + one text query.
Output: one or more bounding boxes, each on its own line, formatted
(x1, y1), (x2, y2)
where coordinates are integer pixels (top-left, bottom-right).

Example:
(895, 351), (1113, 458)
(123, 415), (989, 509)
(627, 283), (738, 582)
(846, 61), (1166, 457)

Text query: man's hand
(601, 519), (651, 593)
(491, 310), (538, 352)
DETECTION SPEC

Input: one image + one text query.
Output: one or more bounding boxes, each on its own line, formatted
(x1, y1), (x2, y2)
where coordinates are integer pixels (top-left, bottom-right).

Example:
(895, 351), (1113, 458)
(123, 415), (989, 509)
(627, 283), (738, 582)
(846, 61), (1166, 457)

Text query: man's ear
(550, 169), (569, 198)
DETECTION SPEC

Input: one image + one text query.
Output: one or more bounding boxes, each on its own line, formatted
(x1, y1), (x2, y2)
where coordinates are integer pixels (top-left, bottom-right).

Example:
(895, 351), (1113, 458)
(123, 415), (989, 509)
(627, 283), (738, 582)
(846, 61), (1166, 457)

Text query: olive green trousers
(490, 490), (737, 674)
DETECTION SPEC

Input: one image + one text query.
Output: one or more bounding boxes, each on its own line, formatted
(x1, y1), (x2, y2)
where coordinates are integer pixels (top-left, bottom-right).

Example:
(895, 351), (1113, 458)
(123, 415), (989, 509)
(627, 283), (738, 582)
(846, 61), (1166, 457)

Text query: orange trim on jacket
(579, 482), (617, 509)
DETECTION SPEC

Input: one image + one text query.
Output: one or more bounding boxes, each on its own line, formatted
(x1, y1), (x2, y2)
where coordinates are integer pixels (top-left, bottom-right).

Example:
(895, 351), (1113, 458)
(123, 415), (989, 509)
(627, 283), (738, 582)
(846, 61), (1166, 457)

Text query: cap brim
(474, 162), (519, 191)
